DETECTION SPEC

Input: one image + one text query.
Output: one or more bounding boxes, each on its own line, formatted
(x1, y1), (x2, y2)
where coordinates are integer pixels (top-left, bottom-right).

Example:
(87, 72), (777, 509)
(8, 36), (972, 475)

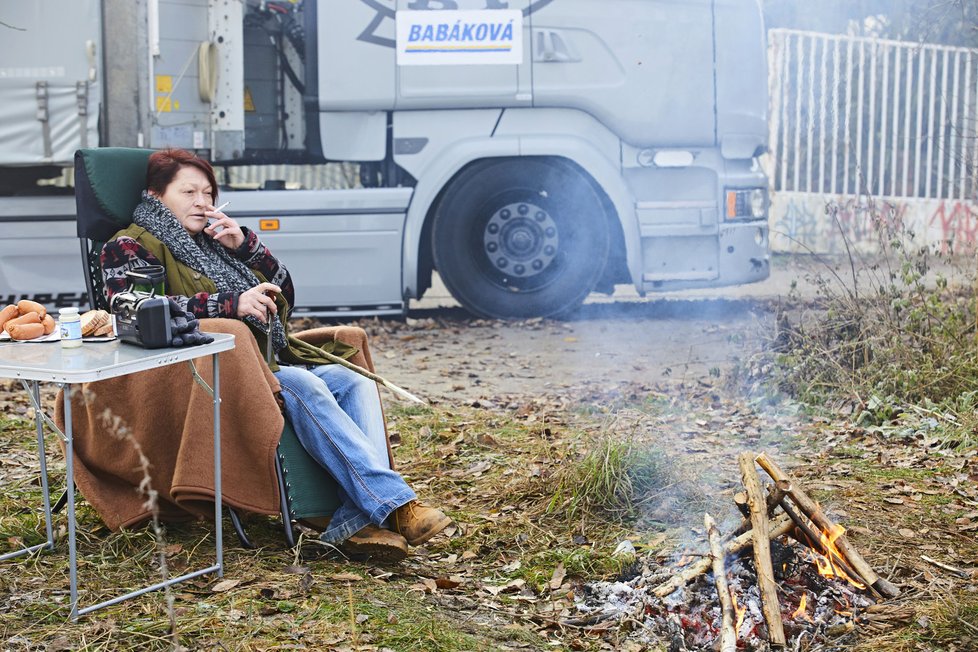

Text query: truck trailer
(0, 0), (770, 319)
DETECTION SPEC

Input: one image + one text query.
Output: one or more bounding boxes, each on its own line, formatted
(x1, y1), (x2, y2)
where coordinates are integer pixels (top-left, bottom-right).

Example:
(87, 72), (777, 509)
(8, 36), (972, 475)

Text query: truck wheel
(432, 159), (609, 319)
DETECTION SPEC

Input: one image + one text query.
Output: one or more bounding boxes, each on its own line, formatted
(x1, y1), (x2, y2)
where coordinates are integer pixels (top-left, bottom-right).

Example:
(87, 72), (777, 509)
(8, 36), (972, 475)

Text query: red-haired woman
(100, 148), (450, 562)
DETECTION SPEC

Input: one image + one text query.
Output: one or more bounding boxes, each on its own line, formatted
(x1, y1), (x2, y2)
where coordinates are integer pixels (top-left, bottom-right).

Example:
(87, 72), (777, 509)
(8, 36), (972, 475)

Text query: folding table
(0, 332), (235, 619)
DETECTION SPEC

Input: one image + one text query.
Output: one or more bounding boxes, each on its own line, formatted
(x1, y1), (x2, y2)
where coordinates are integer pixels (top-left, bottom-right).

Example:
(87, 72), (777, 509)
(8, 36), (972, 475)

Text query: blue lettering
(436, 23), (449, 41)
(490, 23), (502, 40)
(408, 25), (422, 42)
(502, 22), (513, 41)
(449, 21), (461, 41)
(475, 24), (488, 40)
(462, 24), (474, 41)
(422, 24), (435, 41)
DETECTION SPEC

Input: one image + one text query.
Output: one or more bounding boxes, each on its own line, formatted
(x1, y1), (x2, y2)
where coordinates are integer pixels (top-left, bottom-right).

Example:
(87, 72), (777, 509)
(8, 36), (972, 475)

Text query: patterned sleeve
(230, 227), (296, 311)
(100, 237), (239, 319)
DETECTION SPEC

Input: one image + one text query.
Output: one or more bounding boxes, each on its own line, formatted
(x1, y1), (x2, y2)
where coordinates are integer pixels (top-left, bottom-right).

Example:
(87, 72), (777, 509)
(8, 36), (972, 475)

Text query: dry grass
(0, 399), (647, 651)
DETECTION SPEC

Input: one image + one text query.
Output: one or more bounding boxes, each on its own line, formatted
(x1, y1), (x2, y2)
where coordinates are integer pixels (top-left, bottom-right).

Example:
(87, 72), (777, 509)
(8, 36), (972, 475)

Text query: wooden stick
(733, 480), (792, 537)
(920, 555), (971, 579)
(733, 492), (751, 518)
(318, 349), (426, 404)
(755, 452), (901, 598)
(705, 513), (738, 652)
(739, 452), (786, 648)
(653, 514), (793, 598)
(779, 498), (865, 585)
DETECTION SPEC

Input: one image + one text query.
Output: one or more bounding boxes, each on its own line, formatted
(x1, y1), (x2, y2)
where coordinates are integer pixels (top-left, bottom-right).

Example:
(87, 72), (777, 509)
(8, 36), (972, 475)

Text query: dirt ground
(359, 257), (806, 405)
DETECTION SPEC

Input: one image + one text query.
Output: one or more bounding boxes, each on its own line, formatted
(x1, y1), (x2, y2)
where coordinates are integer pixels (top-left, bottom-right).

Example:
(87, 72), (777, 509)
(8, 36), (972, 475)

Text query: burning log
(779, 498), (864, 585)
(652, 514), (794, 598)
(704, 513), (738, 652)
(739, 452), (787, 648)
(755, 452), (901, 599)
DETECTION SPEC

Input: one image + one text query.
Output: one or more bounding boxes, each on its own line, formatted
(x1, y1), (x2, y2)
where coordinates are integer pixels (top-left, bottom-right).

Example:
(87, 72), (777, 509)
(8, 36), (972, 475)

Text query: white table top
(0, 333), (235, 383)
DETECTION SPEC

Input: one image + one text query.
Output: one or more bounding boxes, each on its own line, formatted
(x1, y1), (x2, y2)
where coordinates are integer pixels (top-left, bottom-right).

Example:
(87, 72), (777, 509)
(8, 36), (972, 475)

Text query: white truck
(0, 0), (770, 319)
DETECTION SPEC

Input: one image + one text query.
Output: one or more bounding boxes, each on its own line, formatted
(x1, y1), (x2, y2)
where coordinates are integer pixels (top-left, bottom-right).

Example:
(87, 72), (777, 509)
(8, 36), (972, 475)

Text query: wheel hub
(483, 202), (559, 278)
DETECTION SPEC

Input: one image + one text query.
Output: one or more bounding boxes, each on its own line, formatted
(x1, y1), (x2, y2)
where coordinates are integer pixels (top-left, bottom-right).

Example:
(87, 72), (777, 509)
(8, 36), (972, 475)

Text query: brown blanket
(54, 319), (378, 530)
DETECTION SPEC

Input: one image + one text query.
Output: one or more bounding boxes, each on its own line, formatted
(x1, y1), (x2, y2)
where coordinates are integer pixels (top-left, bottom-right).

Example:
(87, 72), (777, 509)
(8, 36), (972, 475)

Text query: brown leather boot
(390, 501), (452, 546)
(340, 525), (408, 562)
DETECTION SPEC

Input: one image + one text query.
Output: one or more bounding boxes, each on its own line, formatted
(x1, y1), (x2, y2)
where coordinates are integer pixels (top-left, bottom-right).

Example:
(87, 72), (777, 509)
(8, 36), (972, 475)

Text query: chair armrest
(293, 326), (375, 373)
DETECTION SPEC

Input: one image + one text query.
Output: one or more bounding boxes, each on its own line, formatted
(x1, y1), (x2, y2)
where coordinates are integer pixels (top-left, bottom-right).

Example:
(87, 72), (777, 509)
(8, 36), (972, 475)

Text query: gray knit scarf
(132, 192), (288, 352)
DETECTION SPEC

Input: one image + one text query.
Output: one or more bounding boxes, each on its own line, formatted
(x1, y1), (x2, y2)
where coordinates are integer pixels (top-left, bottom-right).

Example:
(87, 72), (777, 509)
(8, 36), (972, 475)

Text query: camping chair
(71, 146), (340, 548)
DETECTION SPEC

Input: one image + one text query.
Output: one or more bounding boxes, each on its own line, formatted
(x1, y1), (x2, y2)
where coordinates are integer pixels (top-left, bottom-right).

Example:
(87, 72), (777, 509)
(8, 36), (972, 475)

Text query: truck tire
(432, 158), (609, 319)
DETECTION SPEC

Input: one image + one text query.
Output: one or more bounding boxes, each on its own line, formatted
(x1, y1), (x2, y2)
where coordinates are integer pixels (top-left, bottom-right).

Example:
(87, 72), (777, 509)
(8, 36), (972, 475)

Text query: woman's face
(153, 165), (214, 235)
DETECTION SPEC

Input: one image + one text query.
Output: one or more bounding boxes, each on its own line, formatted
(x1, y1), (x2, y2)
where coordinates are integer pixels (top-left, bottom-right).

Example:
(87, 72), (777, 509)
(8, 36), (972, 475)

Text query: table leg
(0, 382), (55, 563)
(64, 386), (79, 622)
(213, 352), (223, 577)
(33, 381), (54, 551)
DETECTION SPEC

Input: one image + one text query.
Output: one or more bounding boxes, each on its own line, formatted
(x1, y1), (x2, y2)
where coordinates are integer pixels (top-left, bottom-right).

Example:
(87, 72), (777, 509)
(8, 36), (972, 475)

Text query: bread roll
(0, 304), (18, 330)
(41, 313), (56, 335)
(4, 311), (41, 334)
(16, 300), (46, 320)
(8, 322), (45, 340)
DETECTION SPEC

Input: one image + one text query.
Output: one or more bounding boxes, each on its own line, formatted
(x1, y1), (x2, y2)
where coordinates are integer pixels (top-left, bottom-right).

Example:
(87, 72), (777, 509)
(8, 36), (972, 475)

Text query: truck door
(394, 0), (531, 110)
(529, 0), (717, 149)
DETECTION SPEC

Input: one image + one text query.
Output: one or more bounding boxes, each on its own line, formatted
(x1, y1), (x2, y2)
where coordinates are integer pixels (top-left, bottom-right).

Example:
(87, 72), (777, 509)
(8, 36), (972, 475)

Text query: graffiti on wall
(928, 201), (978, 254)
(770, 193), (978, 256)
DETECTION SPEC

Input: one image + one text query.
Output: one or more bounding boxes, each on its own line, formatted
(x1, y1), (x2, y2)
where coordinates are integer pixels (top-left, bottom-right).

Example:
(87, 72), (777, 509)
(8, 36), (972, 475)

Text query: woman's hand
(203, 205), (245, 250)
(237, 283), (281, 323)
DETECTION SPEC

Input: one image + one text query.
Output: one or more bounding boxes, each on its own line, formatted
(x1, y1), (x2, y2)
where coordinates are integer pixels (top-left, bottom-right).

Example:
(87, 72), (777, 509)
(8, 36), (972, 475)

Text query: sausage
(0, 304), (18, 330)
(41, 313), (56, 335)
(4, 311), (41, 334)
(8, 322), (45, 340)
(16, 300), (46, 320)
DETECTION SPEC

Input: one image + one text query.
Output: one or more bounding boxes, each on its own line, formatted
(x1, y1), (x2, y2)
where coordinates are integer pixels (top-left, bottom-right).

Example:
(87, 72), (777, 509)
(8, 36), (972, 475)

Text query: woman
(100, 148), (450, 562)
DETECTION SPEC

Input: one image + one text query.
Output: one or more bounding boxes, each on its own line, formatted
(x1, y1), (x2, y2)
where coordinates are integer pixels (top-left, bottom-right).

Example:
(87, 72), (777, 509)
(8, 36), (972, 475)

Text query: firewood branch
(755, 452), (900, 599)
(739, 452), (786, 648)
(705, 513), (738, 652)
(652, 514), (794, 598)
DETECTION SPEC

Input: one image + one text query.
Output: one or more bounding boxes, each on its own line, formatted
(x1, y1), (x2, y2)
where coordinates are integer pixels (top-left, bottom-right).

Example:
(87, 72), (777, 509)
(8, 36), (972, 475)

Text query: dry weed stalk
(75, 385), (181, 650)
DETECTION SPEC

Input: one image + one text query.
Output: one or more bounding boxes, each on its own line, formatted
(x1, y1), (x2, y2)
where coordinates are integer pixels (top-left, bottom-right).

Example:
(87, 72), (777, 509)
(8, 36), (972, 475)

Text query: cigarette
(215, 201), (230, 212)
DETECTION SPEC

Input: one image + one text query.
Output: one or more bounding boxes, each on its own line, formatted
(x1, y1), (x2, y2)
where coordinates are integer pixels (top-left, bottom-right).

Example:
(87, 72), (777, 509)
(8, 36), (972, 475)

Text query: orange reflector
(726, 191), (737, 219)
(259, 219), (280, 231)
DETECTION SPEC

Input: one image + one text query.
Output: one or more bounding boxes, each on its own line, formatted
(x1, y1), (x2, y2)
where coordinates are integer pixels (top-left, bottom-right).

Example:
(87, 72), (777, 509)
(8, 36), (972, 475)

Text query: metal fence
(769, 28), (978, 201)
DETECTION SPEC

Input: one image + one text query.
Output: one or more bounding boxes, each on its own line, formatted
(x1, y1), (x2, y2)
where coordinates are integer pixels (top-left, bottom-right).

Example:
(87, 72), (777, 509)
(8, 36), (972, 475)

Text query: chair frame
(71, 147), (338, 548)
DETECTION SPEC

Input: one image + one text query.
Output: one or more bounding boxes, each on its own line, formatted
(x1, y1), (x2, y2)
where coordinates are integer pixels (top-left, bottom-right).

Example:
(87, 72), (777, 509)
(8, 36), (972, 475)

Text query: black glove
(166, 299), (214, 347)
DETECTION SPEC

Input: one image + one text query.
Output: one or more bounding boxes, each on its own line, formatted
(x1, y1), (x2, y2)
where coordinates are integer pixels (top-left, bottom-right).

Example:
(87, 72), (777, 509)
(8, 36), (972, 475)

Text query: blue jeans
(274, 365), (416, 544)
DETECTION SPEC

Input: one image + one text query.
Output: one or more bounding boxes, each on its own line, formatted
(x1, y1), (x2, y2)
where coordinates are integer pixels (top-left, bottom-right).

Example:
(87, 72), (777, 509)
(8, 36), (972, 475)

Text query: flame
(731, 590), (746, 632)
(804, 523), (866, 589)
(791, 593), (813, 621)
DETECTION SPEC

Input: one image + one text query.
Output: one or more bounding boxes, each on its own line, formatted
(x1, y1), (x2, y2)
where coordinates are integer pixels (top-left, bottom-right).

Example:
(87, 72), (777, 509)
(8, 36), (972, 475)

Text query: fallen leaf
(211, 579), (240, 593)
(549, 562), (566, 591)
(466, 460), (492, 476)
(435, 576), (462, 589)
(898, 528), (916, 538)
(329, 573), (363, 582)
(884, 497), (905, 505)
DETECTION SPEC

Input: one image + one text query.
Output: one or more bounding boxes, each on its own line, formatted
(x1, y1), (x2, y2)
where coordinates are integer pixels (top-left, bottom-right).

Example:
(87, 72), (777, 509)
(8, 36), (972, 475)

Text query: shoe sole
(403, 514), (453, 547)
(341, 540), (408, 563)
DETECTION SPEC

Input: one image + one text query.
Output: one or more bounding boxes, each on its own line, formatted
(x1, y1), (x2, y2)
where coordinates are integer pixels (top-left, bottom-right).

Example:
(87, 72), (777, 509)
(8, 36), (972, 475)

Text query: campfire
(573, 452), (914, 649)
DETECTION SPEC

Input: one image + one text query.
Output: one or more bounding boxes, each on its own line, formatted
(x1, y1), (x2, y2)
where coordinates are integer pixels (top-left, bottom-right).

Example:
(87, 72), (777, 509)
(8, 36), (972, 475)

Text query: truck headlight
(725, 187), (768, 220)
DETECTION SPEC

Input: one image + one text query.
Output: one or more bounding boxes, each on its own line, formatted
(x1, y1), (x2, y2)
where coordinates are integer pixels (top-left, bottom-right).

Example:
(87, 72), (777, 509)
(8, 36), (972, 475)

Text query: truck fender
(398, 135), (640, 299)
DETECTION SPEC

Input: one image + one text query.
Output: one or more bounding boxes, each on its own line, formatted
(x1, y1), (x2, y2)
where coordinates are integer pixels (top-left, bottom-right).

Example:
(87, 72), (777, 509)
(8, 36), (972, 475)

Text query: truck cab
(0, 0), (770, 319)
